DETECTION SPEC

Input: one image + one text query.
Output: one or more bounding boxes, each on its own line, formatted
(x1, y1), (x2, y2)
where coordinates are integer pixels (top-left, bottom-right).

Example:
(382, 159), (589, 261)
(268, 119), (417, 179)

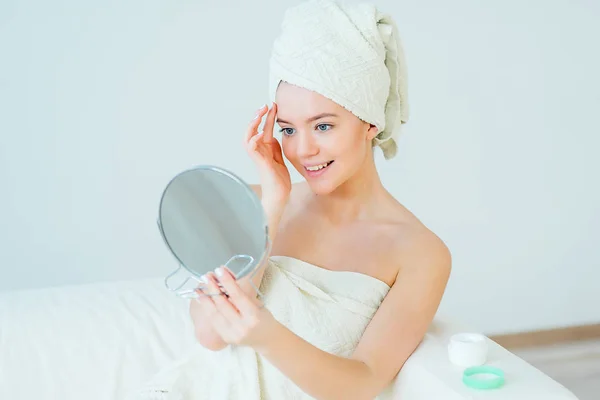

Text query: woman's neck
(306, 154), (391, 224)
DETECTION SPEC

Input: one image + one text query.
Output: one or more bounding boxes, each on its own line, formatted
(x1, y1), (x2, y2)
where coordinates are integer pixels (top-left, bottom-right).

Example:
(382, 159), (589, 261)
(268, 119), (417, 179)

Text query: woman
(131, 0), (451, 399)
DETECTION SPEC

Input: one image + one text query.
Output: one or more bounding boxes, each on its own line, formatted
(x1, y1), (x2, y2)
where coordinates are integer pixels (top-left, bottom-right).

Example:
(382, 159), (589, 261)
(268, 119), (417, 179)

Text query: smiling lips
(304, 160), (334, 177)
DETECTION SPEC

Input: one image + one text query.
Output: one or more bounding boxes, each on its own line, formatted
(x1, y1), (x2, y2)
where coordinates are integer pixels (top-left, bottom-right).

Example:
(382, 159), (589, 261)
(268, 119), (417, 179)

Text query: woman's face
(275, 82), (379, 195)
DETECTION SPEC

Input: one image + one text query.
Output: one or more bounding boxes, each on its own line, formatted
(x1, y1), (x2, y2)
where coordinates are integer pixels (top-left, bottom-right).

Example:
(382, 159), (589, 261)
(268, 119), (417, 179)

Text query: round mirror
(157, 165), (270, 299)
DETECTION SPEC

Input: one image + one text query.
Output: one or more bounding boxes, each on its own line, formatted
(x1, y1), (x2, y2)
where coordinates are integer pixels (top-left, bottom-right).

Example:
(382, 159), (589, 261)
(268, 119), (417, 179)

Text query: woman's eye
(279, 127), (295, 136)
(316, 124), (332, 132)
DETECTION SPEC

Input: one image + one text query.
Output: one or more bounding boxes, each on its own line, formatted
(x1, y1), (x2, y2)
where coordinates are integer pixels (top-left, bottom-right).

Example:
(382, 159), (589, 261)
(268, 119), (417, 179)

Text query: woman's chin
(304, 177), (338, 195)
(294, 164), (343, 195)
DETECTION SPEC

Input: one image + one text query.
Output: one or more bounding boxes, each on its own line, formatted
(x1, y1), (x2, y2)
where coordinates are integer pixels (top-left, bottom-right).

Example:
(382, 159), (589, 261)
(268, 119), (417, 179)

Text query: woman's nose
(296, 131), (319, 158)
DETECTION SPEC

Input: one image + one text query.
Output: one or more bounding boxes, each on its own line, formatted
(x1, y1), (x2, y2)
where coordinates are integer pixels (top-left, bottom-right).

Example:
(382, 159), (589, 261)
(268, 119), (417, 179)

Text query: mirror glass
(157, 165), (269, 298)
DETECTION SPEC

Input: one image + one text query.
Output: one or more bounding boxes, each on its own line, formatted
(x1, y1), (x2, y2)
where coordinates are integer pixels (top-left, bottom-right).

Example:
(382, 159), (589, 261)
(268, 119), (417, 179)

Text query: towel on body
(269, 0), (410, 159)
(126, 256), (392, 400)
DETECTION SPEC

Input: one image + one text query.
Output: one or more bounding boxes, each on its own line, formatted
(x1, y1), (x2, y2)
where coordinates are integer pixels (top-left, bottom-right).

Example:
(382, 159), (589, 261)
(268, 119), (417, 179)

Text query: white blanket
(0, 262), (578, 399)
(126, 256), (392, 399)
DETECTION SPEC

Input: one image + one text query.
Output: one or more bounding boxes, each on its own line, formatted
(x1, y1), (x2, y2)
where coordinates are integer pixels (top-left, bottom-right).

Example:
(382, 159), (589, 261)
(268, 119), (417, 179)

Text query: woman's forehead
(275, 82), (348, 121)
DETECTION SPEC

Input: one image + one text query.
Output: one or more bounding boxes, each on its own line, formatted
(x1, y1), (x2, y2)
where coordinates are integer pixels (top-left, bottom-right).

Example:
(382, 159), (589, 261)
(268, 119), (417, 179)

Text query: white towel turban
(268, 0), (409, 160)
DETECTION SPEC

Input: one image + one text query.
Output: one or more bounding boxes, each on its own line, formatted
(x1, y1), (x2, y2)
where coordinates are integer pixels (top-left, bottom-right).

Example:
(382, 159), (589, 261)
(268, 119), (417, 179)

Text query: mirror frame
(156, 164), (271, 298)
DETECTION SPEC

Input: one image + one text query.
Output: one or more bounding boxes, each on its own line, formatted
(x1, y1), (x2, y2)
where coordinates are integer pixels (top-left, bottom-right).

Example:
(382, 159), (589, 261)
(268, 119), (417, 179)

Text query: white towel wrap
(268, 0), (410, 160)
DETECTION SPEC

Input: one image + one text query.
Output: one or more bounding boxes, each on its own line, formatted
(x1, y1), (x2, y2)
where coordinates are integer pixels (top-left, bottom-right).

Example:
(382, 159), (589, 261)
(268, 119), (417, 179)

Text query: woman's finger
(248, 131), (265, 152)
(203, 271), (227, 297)
(262, 103), (277, 142)
(201, 272), (224, 297)
(194, 287), (214, 311)
(199, 273), (235, 337)
(206, 271), (241, 321)
(216, 267), (258, 317)
(245, 105), (268, 144)
(193, 275), (210, 301)
(193, 285), (222, 327)
(247, 132), (271, 168)
(269, 136), (285, 165)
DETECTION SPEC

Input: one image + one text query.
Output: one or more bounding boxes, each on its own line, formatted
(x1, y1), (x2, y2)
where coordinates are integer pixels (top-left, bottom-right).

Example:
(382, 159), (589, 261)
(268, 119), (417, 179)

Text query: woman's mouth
(304, 160), (334, 178)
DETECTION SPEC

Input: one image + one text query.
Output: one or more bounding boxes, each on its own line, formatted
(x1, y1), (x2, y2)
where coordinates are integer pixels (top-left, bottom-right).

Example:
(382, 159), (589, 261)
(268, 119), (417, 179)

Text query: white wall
(1, 0), (598, 335)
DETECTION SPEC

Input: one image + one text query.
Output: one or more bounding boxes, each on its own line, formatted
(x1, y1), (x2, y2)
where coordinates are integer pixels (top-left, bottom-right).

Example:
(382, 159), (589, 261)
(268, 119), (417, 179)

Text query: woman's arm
(254, 232), (452, 400)
(245, 184), (283, 292)
(191, 103), (291, 350)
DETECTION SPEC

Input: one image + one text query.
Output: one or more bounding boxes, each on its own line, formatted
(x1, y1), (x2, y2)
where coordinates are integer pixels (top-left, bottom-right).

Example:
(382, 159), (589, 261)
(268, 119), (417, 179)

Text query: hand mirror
(157, 165), (270, 299)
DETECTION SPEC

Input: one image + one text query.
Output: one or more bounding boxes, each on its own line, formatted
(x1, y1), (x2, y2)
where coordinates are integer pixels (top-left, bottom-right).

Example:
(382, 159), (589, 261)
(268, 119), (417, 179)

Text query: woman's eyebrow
(276, 113), (338, 125)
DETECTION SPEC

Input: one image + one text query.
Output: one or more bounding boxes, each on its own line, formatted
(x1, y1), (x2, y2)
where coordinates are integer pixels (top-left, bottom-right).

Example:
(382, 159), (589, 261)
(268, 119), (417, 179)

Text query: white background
(1, 0), (598, 335)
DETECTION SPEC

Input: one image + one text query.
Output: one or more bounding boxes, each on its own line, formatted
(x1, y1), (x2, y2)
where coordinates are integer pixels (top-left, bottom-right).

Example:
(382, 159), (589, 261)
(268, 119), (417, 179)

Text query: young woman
(131, 1), (451, 399)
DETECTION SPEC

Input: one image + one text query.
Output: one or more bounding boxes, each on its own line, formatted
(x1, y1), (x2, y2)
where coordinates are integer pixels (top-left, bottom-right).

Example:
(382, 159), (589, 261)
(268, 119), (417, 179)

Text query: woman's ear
(366, 124), (379, 141)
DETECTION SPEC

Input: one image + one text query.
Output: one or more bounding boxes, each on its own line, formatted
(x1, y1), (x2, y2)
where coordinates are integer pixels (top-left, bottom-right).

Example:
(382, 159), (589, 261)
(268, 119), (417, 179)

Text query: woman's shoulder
(379, 197), (451, 276)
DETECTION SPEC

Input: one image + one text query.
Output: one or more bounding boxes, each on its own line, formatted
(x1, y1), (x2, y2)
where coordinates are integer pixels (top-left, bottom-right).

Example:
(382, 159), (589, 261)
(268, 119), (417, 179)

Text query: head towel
(268, 0), (409, 160)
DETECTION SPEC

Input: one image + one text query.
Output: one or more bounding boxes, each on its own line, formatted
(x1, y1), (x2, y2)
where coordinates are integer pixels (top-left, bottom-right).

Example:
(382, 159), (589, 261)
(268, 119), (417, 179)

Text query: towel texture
(126, 256), (392, 399)
(269, 0), (409, 159)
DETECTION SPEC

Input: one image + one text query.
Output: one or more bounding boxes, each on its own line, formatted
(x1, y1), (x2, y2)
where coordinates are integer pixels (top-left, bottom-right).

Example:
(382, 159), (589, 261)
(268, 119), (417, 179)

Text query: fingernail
(215, 267), (223, 277)
(200, 275), (208, 284)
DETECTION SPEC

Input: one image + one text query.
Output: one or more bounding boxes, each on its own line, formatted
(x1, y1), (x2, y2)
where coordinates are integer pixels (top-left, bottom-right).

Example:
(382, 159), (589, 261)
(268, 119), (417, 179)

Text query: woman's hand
(194, 266), (279, 349)
(245, 103), (291, 209)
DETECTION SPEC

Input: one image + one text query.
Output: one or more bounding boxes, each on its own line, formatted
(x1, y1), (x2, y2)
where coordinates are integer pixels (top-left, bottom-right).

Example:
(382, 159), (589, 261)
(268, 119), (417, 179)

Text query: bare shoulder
(400, 224), (451, 272)
(386, 202), (452, 277)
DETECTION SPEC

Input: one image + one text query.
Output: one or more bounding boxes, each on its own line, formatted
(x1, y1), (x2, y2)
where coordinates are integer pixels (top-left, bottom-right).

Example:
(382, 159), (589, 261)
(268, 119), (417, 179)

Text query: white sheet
(0, 276), (578, 399)
(0, 278), (195, 399)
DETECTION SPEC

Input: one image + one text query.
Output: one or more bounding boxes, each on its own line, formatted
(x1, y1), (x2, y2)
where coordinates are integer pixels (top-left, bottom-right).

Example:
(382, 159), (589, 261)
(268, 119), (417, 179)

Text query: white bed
(0, 277), (579, 399)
